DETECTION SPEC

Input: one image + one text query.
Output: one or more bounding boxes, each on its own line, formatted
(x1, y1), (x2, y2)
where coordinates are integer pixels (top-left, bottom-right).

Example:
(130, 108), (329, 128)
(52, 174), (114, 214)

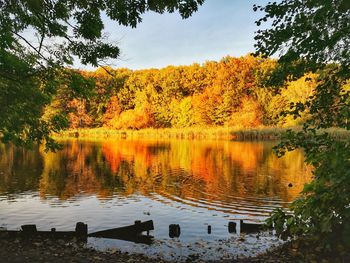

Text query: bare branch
(12, 31), (49, 66)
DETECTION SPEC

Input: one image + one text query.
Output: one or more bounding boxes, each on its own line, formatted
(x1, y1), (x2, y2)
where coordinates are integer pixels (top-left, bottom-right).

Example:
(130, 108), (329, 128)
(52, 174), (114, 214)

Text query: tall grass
(55, 126), (296, 141)
(54, 126), (350, 141)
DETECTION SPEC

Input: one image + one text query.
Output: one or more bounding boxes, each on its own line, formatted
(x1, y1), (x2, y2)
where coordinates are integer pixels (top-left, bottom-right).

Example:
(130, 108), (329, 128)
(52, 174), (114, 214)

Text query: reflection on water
(0, 139), (312, 260)
(1, 140), (312, 205)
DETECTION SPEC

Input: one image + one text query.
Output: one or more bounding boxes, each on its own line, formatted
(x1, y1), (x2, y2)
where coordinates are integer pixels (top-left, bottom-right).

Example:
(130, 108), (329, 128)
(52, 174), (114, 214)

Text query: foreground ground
(0, 236), (349, 263)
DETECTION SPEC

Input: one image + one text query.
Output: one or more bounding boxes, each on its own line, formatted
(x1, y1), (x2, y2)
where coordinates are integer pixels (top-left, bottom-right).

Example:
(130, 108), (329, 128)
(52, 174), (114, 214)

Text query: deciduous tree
(255, 0), (350, 250)
(0, 0), (204, 149)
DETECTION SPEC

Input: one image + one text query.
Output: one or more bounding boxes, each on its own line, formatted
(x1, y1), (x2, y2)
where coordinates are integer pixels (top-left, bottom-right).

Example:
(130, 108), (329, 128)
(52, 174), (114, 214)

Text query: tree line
(44, 55), (319, 130)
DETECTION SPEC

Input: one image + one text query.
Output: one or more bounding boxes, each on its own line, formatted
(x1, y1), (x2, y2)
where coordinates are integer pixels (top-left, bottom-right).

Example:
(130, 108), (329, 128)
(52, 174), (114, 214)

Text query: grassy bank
(56, 127), (289, 141)
(55, 127), (350, 141)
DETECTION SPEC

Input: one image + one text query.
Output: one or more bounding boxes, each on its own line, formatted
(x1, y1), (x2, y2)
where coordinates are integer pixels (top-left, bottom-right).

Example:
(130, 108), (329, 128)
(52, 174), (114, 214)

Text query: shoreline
(54, 127), (350, 141)
(0, 235), (347, 263)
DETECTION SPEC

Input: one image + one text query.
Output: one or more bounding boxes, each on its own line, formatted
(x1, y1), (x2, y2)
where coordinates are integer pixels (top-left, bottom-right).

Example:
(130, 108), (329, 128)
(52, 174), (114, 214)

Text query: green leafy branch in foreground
(0, 0), (204, 150)
(268, 130), (350, 248)
(255, 0), (350, 250)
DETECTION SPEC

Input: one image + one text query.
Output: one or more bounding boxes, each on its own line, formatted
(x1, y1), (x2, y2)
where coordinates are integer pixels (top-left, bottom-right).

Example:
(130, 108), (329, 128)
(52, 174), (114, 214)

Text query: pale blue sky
(79, 0), (270, 70)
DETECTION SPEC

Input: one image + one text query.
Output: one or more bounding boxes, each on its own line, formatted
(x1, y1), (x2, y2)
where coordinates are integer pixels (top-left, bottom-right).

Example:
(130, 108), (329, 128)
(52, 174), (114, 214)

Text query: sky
(78, 0), (270, 70)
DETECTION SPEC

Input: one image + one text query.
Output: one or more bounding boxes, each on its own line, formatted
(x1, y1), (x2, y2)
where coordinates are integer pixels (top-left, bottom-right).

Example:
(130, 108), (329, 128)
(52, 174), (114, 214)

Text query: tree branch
(12, 31), (49, 66)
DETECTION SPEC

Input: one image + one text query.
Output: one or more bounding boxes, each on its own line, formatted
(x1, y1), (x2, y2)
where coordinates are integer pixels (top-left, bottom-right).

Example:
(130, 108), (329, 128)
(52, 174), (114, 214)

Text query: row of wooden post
(11, 220), (263, 241)
(169, 220), (263, 238)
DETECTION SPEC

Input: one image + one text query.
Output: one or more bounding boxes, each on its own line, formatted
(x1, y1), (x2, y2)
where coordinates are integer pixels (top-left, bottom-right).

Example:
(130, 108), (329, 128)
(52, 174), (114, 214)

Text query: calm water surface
(0, 139), (312, 261)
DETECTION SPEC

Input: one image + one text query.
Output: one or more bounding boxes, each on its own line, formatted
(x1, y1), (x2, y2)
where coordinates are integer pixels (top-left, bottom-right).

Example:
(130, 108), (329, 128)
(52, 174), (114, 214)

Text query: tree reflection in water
(0, 140), (312, 214)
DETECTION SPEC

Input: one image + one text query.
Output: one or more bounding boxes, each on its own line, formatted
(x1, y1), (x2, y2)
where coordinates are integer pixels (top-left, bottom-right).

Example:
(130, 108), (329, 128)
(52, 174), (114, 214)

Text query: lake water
(0, 139), (312, 261)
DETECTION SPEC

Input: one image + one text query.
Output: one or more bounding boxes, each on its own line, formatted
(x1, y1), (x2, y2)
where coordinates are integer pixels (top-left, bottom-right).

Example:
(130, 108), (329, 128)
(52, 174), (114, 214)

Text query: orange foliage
(109, 105), (154, 129)
(228, 96), (262, 128)
(53, 55), (322, 129)
(103, 96), (121, 126)
(67, 99), (93, 128)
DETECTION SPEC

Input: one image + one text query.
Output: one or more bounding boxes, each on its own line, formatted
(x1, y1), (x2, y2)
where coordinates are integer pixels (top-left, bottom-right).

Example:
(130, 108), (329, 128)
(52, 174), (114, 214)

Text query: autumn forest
(47, 55), (320, 131)
(1, 0), (350, 261)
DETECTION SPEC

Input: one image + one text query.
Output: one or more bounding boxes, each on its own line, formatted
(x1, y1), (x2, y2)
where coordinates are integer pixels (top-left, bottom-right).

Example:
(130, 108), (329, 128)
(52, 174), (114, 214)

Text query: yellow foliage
(52, 56), (336, 130)
(268, 73), (317, 127)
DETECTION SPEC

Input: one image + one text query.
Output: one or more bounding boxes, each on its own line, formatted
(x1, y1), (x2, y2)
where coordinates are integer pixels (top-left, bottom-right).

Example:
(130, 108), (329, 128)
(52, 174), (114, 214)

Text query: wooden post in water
(75, 222), (88, 241)
(21, 225), (37, 236)
(169, 224), (181, 238)
(228, 222), (237, 233)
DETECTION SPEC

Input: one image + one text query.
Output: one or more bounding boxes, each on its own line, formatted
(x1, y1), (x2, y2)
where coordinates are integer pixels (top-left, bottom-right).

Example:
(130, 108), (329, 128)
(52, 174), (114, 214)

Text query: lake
(0, 139), (312, 261)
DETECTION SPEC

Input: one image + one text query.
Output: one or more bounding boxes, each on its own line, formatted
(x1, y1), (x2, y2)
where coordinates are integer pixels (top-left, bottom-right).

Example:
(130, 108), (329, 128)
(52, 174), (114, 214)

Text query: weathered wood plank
(88, 220), (154, 238)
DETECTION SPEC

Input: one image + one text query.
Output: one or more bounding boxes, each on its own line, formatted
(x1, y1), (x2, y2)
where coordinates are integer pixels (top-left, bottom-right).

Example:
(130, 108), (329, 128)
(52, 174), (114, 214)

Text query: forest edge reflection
(0, 139), (312, 214)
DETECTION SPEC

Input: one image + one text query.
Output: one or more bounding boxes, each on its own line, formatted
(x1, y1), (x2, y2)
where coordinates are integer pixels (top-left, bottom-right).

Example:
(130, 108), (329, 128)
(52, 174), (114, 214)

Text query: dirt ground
(0, 236), (349, 263)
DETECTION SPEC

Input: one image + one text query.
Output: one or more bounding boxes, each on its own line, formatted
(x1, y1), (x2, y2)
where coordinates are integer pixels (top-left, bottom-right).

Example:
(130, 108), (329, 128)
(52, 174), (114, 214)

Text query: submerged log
(95, 233), (154, 245)
(88, 220), (154, 238)
(1, 221), (154, 244)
